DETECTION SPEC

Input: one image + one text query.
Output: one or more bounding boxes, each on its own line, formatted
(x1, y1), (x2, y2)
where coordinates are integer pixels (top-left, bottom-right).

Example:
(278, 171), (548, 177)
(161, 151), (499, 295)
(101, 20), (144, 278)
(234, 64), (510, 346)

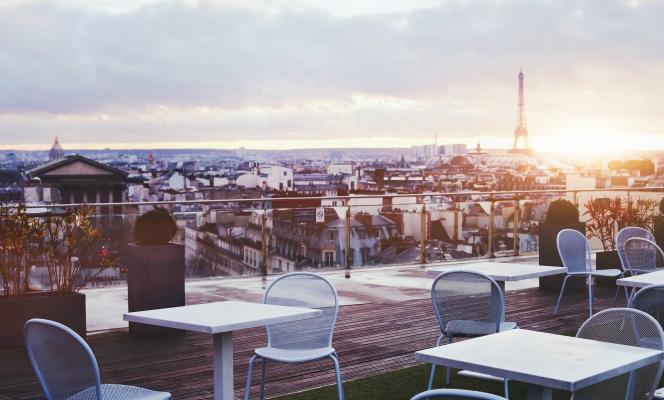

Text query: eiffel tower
(509, 70), (534, 155)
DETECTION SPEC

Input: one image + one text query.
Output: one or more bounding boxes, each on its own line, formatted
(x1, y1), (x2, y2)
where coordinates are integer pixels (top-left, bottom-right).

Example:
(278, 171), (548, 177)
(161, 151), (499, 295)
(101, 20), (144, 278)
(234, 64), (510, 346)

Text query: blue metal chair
(244, 272), (344, 400)
(24, 318), (171, 400)
(411, 389), (507, 399)
(630, 284), (664, 399)
(575, 308), (664, 400)
(617, 227), (655, 275)
(428, 271), (515, 398)
(553, 229), (623, 317)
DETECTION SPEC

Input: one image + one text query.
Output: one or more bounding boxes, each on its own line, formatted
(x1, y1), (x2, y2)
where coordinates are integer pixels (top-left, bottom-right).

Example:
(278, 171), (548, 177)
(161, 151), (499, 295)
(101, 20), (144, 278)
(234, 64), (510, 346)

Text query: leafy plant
(0, 204), (39, 296)
(545, 199), (579, 223)
(660, 197), (664, 215)
(134, 208), (178, 245)
(584, 196), (658, 251)
(34, 205), (114, 293)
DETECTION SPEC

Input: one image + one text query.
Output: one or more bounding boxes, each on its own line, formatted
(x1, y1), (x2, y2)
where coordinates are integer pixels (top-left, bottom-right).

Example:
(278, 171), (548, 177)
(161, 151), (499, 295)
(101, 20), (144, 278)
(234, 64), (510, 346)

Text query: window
(328, 230), (337, 241)
(357, 229), (367, 239)
(323, 251), (334, 267)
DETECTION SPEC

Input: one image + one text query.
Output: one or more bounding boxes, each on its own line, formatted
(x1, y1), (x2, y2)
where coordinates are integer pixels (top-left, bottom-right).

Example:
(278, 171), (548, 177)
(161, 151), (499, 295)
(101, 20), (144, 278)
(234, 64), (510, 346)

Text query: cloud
(0, 0), (663, 148)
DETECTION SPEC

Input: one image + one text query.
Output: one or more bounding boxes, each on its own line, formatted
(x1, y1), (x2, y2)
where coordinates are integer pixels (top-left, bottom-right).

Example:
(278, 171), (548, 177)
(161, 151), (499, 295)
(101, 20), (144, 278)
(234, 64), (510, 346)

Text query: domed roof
(49, 137), (65, 161)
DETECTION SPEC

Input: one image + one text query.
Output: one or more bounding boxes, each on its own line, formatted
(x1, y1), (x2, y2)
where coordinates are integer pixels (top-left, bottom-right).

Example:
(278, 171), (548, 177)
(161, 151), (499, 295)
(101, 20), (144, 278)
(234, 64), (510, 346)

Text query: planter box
(127, 242), (185, 335)
(655, 217), (664, 253)
(538, 221), (586, 291)
(0, 292), (86, 348)
(595, 250), (621, 287)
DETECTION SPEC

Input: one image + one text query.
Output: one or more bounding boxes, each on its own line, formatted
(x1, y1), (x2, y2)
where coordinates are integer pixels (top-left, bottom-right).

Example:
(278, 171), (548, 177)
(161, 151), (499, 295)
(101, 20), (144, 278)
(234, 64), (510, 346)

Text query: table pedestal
(213, 332), (234, 400)
(526, 384), (552, 400)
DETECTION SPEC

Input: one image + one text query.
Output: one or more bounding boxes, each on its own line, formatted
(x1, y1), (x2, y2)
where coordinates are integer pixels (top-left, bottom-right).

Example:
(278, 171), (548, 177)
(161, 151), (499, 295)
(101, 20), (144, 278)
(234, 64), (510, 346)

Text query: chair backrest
(623, 238), (664, 274)
(410, 389), (507, 400)
(431, 271), (504, 335)
(617, 227), (655, 271)
(557, 229), (591, 274)
(630, 284), (664, 328)
(264, 272), (339, 350)
(576, 308), (664, 400)
(24, 319), (101, 400)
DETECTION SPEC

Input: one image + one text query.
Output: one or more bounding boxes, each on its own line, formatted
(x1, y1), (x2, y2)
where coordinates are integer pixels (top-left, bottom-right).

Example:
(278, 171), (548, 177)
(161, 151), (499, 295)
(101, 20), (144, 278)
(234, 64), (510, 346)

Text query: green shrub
(134, 208), (177, 246)
(545, 199), (579, 224)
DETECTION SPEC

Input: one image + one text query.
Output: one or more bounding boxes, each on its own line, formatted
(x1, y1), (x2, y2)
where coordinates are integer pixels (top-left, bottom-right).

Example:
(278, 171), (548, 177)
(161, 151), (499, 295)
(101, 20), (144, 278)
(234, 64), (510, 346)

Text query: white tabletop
(415, 329), (663, 392)
(123, 301), (322, 334)
(427, 262), (566, 281)
(617, 269), (664, 288)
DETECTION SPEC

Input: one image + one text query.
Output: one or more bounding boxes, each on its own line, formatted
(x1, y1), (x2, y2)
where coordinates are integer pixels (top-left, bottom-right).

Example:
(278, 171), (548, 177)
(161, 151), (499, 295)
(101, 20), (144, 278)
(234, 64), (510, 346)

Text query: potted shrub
(127, 208), (184, 335)
(538, 199), (585, 290)
(655, 198), (664, 251)
(585, 196), (658, 285)
(0, 205), (109, 347)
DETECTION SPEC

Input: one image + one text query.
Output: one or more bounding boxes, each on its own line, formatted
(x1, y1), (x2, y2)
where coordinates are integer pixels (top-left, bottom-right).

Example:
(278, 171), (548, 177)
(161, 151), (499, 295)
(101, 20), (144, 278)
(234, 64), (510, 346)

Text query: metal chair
(24, 319), (171, 400)
(244, 272), (344, 400)
(575, 308), (664, 400)
(411, 389), (507, 399)
(623, 238), (664, 276)
(630, 284), (664, 399)
(428, 271), (515, 398)
(617, 227), (655, 275)
(554, 229), (623, 317)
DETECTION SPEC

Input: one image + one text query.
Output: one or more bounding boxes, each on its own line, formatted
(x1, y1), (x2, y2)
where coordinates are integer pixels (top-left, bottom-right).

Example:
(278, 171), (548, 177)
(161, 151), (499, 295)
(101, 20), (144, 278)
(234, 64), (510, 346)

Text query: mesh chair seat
(255, 346), (335, 363)
(445, 320), (517, 337)
(66, 384), (171, 400)
(568, 269), (622, 277)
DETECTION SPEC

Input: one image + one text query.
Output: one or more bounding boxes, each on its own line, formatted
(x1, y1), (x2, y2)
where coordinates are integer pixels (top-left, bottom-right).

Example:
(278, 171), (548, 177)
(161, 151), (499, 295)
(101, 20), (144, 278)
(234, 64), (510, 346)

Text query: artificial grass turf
(273, 363), (571, 400)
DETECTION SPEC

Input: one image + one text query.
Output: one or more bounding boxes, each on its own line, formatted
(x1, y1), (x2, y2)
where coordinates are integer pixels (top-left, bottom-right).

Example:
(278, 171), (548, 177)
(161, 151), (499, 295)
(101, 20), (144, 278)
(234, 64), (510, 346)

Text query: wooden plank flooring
(0, 286), (626, 399)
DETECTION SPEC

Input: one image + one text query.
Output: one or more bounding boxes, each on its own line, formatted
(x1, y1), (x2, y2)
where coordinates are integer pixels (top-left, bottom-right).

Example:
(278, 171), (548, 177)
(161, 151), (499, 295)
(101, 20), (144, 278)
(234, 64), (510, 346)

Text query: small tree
(0, 204), (39, 296)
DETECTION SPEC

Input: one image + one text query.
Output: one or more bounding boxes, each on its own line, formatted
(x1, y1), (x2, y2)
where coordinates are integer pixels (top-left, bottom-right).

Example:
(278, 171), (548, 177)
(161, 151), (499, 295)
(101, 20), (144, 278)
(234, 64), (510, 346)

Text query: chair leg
(444, 335), (453, 385)
(554, 275), (571, 316)
(259, 358), (266, 400)
(427, 334), (445, 390)
(244, 355), (257, 400)
(330, 353), (345, 400)
(504, 378), (509, 399)
(588, 277), (593, 317)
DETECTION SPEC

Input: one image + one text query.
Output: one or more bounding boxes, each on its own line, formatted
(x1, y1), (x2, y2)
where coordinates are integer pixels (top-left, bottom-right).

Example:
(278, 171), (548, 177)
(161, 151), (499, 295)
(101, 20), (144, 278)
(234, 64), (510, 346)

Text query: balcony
(1, 187), (663, 399)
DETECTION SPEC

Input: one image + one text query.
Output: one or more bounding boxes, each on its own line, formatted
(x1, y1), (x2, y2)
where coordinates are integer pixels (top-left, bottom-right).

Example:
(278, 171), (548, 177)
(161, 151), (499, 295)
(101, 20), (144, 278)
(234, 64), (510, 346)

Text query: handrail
(20, 186), (664, 209)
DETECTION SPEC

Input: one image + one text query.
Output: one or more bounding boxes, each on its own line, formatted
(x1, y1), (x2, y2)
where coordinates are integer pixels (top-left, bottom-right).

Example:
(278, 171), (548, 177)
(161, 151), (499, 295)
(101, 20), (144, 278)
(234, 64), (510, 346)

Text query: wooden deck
(0, 285), (626, 399)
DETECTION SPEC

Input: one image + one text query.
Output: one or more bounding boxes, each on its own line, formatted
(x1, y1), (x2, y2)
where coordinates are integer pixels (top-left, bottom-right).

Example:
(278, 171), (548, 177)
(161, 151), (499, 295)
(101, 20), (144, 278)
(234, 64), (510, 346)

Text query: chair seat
(67, 384), (171, 400)
(445, 320), (517, 336)
(654, 386), (664, 399)
(569, 269), (622, 278)
(255, 346), (335, 363)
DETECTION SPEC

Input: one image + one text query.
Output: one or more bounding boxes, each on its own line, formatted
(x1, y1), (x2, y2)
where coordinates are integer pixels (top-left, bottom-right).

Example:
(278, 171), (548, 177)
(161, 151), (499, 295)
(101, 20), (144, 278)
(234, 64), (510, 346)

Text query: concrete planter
(0, 291), (86, 348)
(655, 217), (664, 253)
(538, 221), (586, 291)
(127, 242), (185, 335)
(595, 250), (621, 287)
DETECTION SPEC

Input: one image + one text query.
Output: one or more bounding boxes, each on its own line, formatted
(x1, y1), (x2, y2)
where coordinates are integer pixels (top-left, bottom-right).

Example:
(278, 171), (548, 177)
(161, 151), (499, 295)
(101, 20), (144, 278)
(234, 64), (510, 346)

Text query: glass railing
(3, 187), (662, 290)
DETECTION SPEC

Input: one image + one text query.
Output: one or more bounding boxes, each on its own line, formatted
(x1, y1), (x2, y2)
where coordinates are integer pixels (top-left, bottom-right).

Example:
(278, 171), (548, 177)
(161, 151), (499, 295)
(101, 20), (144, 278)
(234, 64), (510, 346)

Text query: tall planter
(538, 221), (586, 291)
(127, 242), (185, 335)
(655, 216), (664, 253)
(595, 250), (622, 287)
(0, 292), (86, 348)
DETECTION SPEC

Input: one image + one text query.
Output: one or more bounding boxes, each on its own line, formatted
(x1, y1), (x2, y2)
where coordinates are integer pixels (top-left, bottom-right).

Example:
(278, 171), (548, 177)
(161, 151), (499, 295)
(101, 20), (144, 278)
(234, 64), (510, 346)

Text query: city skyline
(1, 0), (663, 154)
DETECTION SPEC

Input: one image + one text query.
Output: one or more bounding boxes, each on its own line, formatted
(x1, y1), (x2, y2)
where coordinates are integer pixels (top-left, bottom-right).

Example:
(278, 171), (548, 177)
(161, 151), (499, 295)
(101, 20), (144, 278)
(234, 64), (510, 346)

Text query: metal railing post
(513, 196), (520, 256)
(345, 206), (351, 278)
(261, 211), (268, 286)
(421, 202), (427, 265)
(488, 197), (495, 258)
(573, 191), (579, 208)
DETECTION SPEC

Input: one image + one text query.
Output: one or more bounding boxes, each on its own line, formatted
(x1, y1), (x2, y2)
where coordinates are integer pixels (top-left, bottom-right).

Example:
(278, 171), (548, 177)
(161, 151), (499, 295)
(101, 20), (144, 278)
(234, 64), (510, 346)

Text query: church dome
(49, 137), (65, 161)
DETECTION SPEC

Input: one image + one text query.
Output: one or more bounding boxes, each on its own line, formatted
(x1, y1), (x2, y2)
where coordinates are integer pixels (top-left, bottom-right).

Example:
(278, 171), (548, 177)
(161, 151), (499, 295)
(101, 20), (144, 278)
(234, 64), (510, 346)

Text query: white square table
(124, 301), (322, 400)
(427, 261), (566, 291)
(415, 329), (664, 400)
(617, 269), (664, 289)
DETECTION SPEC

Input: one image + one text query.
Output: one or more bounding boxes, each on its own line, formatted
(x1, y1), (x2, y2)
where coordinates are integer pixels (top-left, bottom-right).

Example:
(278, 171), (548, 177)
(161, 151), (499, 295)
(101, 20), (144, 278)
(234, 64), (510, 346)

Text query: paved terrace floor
(0, 259), (627, 399)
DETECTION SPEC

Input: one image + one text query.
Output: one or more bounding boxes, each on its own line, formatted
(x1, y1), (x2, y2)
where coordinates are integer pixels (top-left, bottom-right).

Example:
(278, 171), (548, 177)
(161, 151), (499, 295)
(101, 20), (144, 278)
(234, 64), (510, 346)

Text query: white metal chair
(630, 284), (664, 399)
(411, 389), (507, 399)
(553, 229), (623, 317)
(243, 272), (344, 400)
(575, 308), (664, 400)
(624, 238), (664, 276)
(24, 318), (171, 400)
(617, 227), (655, 275)
(428, 270), (515, 398)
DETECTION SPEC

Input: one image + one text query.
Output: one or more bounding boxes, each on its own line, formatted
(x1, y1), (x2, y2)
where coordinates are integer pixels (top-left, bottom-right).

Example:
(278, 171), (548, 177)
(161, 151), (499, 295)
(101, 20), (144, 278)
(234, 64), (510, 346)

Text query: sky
(0, 0), (663, 153)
